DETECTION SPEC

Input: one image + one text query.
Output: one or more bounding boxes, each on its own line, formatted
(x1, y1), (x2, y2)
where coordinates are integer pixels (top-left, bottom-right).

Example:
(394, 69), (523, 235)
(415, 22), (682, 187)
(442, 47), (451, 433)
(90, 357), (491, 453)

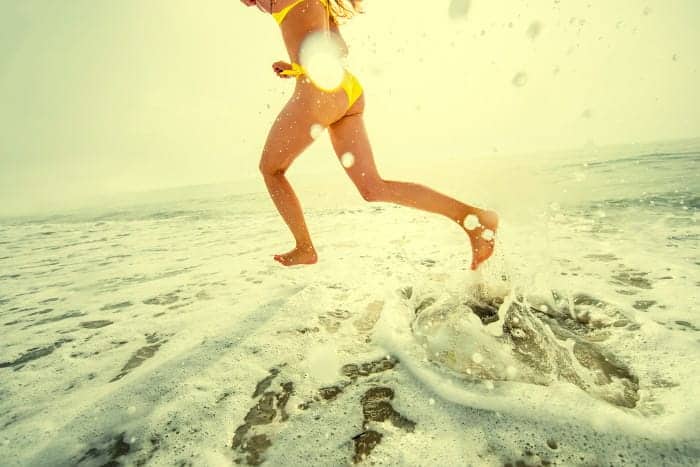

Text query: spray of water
(299, 31), (346, 91)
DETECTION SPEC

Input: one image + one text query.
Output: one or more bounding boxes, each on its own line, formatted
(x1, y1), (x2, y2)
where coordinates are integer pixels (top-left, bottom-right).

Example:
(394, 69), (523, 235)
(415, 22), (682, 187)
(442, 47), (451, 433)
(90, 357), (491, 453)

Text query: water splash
(405, 287), (640, 409)
(299, 32), (345, 91)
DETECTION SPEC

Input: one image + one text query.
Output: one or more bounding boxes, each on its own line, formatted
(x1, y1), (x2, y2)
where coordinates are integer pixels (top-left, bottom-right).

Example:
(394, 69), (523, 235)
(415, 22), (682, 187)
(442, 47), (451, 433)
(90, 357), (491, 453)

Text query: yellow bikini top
(272, 0), (330, 25)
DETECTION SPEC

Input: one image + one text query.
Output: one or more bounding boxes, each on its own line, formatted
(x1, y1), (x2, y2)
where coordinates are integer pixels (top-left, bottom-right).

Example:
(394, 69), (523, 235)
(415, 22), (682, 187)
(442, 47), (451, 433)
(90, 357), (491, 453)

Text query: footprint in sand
(318, 308), (351, 333)
(353, 386), (415, 464)
(353, 300), (384, 334)
(231, 367), (294, 466)
(294, 356), (412, 464)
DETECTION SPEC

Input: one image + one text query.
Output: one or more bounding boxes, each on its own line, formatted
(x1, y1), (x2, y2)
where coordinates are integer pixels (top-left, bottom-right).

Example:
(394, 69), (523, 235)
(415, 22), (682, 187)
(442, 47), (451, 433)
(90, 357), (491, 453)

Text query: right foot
(273, 245), (318, 267)
(461, 210), (499, 270)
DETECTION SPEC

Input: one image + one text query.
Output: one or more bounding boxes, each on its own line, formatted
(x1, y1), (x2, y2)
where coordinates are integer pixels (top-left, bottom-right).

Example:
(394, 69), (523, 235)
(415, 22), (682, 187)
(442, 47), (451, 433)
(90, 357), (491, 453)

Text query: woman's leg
(259, 96), (326, 266)
(328, 98), (499, 269)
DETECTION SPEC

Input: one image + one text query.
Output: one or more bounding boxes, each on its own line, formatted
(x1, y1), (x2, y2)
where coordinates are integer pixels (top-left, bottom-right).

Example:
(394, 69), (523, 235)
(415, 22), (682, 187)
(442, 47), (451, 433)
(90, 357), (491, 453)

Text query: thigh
(327, 108), (382, 187)
(260, 83), (348, 173)
(259, 95), (318, 173)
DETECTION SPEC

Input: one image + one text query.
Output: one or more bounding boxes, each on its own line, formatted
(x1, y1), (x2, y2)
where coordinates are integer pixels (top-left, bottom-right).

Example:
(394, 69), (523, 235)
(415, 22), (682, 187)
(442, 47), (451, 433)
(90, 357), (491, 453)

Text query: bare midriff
(275, 0), (348, 64)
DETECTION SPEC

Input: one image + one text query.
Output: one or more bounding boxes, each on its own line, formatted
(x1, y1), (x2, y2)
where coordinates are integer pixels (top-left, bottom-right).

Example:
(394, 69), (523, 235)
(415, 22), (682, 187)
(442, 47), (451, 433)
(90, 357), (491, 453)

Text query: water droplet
(512, 72), (528, 87)
(448, 0), (470, 20)
(526, 21), (543, 40)
(340, 152), (355, 168)
(472, 352), (484, 364)
(310, 123), (324, 139)
(481, 229), (494, 241)
(463, 214), (481, 230)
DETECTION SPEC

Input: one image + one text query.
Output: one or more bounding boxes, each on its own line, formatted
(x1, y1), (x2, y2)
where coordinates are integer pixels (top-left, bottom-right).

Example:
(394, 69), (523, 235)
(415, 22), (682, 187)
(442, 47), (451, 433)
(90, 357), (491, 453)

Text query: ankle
(295, 242), (316, 252)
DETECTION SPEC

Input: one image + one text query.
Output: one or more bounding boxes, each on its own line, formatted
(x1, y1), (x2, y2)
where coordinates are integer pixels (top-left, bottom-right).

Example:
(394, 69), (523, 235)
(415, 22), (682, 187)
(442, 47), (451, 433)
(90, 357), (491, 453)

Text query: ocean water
(0, 148), (698, 466)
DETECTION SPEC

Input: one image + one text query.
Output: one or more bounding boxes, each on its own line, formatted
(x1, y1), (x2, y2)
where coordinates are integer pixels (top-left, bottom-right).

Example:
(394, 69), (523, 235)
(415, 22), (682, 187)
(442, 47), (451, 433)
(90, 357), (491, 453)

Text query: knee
(259, 158), (285, 178)
(357, 178), (385, 202)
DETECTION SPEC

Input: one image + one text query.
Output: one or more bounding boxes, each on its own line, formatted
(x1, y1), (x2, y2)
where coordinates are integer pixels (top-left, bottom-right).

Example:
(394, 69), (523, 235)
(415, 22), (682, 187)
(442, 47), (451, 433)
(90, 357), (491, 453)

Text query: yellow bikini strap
(272, 0), (333, 26)
(271, 0), (306, 25)
(280, 62), (305, 78)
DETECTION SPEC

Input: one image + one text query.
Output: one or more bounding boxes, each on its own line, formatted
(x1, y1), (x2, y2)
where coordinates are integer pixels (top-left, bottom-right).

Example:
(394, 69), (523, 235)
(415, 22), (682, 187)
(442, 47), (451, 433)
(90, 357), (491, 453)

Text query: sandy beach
(1, 149), (699, 466)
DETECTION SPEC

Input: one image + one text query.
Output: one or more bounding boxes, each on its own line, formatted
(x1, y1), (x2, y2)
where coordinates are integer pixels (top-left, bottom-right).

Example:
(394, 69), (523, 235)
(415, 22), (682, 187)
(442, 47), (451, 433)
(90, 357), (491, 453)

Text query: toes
(273, 255), (288, 265)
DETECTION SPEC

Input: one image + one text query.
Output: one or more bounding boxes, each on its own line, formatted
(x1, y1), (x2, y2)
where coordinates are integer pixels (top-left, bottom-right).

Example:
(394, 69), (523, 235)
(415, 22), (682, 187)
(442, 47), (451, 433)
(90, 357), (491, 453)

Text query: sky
(0, 0), (698, 215)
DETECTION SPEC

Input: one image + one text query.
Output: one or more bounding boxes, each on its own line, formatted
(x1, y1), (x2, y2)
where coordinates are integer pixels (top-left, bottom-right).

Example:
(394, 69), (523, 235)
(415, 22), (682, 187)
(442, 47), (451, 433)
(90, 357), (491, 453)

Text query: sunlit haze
(1, 0), (698, 215)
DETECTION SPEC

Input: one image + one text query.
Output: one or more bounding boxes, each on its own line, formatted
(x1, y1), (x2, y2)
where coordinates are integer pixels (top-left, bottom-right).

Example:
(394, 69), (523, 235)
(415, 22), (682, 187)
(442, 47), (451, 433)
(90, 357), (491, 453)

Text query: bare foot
(461, 209), (499, 270)
(273, 245), (318, 266)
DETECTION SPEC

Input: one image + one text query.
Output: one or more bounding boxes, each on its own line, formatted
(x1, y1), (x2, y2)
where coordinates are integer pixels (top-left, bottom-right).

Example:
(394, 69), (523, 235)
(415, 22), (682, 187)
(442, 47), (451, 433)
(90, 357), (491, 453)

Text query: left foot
(273, 245), (318, 266)
(461, 210), (499, 270)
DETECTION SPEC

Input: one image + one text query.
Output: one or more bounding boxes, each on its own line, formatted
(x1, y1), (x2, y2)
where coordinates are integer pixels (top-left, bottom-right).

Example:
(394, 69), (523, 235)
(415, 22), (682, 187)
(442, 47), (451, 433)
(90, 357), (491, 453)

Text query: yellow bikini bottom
(281, 63), (363, 109)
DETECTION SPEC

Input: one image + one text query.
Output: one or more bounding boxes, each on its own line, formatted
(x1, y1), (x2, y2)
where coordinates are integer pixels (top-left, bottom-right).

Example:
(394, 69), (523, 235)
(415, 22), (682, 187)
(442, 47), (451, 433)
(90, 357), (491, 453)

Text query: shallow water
(0, 150), (698, 466)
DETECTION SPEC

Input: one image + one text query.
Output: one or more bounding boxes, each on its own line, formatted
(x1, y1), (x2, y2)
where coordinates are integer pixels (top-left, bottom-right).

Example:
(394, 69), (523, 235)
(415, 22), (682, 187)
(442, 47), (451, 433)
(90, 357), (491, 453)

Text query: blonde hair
(327, 0), (360, 22)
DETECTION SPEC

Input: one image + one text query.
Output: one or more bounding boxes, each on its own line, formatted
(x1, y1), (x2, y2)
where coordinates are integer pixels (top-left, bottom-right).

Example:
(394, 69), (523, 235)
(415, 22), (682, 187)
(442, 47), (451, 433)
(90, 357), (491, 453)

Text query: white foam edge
(371, 291), (696, 441)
